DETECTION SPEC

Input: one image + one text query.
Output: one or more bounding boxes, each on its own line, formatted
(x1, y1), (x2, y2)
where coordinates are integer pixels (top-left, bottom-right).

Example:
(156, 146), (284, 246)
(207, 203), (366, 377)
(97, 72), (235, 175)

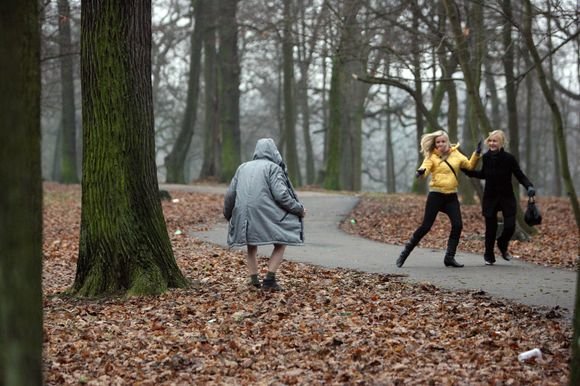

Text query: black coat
(462, 148), (533, 217)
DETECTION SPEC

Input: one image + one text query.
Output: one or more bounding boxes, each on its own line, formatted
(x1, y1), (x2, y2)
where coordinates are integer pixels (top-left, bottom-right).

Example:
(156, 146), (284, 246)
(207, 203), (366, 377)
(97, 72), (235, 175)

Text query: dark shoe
(499, 249), (512, 261)
(484, 256), (496, 266)
(262, 279), (284, 291)
(444, 257), (464, 268)
(443, 238), (464, 268)
(396, 237), (420, 268)
(396, 248), (410, 268)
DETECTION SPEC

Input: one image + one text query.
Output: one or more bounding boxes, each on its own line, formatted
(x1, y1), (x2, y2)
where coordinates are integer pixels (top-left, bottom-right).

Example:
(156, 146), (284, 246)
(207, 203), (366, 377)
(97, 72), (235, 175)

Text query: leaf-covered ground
(341, 193), (578, 270)
(43, 183), (572, 385)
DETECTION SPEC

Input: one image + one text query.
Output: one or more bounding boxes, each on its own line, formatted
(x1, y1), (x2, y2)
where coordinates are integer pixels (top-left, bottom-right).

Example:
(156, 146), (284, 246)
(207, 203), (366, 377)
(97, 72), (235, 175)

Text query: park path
(162, 183), (576, 319)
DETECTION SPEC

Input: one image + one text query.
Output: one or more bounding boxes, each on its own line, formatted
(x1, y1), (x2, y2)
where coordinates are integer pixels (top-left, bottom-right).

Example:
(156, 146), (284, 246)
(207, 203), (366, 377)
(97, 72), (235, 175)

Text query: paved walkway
(162, 184), (577, 319)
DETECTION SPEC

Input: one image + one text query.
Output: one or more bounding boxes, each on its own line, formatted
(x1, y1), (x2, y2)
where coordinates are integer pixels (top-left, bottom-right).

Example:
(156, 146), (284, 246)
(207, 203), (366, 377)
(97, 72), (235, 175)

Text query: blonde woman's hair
(420, 130), (449, 158)
(486, 130), (507, 148)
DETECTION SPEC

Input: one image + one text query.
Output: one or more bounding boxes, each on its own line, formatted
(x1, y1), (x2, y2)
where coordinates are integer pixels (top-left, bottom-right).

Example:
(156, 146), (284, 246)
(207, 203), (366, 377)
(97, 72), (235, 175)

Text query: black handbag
(524, 197), (542, 226)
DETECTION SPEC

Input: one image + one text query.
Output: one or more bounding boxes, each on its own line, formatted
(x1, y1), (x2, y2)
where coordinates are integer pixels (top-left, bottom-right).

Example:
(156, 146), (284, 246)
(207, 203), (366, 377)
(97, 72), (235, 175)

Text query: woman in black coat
(462, 130), (535, 265)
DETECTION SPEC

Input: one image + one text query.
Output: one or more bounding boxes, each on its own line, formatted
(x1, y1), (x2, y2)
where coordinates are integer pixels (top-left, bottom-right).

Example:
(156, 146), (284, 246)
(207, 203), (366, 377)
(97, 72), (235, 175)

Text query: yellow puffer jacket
(419, 144), (480, 194)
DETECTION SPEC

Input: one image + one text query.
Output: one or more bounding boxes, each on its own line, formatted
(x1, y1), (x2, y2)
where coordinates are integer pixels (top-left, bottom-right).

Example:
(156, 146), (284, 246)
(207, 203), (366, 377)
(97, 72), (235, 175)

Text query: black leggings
(484, 214), (516, 257)
(412, 192), (463, 243)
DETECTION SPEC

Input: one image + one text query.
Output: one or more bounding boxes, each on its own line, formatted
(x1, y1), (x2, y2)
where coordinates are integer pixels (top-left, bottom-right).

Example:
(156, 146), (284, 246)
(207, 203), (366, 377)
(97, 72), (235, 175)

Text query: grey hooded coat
(223, 138), (305, 247)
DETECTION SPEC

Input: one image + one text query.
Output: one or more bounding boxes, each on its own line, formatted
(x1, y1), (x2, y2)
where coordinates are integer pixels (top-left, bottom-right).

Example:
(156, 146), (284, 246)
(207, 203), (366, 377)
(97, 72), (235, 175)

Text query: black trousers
(484, 213), (516, 258)
(412, 192), (463, 243)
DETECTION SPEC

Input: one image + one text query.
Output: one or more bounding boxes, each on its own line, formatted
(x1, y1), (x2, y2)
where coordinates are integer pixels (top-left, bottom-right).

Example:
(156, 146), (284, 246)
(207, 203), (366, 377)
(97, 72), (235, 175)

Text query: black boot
(396, 236), (419, 268)
(443, 238), (464, 268)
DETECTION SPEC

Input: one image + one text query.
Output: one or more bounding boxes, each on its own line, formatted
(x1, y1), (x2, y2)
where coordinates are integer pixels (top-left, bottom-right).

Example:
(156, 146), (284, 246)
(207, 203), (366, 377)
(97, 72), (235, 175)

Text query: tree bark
(442, 0), (493, 134)
(324, 0), (367, 191)
(283, 0), (301, 186)
(75, 0), (187, 297)
(0, 1), (43, 384)
(57, 0), (80, 183)
(164, 0), (204, 183)
(218, 0), (241, 182)
(200, 0), (220, 179)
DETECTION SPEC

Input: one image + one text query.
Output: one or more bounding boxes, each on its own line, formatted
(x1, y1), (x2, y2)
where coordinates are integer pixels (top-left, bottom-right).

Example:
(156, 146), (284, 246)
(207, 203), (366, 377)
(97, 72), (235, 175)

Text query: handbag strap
(443, 159), (458, 181)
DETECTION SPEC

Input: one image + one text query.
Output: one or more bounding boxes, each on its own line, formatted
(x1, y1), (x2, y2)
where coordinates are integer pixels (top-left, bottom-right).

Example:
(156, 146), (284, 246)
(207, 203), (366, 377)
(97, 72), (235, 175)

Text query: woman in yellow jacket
(396, 130), (481, 268)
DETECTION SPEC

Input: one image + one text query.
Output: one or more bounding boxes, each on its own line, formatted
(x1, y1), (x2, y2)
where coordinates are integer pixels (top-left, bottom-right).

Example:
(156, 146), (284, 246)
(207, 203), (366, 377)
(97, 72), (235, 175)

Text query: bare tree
(165, 0), (204, 183)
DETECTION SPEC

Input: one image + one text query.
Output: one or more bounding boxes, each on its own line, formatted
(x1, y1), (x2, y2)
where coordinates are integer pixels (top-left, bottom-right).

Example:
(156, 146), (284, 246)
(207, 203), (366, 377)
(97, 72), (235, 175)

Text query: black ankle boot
(396, 236), (419, 268)
(443, 238), (464, 268)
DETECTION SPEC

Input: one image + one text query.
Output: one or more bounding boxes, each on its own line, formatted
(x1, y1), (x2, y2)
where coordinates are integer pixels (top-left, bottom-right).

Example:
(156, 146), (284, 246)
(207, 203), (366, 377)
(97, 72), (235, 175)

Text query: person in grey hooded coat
(224, 138), (305, 290)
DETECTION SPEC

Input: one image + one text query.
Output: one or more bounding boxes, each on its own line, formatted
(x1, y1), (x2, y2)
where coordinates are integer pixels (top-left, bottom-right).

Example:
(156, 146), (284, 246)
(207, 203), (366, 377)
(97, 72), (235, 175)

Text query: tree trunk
(411, 5), (426, 194)
(200, 0), (220, 179)
(0, 1), (43, 384)
(339, 0), (367, 191)
(75, 0), (187, 297)
(282, 0), (301, 186)
(296, 0), (323, 185)
(218, 0), (241, 182)
(164, 0), (204, 183)
(323, 59), (342, 190)
(58, 0), (80, 183)
(546, 3), (562, 196)
(385, 84), (396, 193)
(442, 0), (493, 134)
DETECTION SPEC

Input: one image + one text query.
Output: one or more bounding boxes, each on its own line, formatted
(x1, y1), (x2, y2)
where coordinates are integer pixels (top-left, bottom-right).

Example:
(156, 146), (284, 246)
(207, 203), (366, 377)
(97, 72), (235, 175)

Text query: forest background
(42, 0), (579, 198)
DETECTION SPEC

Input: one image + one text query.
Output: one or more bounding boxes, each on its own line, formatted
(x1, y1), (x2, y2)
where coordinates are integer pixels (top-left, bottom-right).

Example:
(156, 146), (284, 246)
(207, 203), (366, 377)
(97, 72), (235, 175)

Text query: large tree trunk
(218, 0), (241, 182)
(75, 0), (187, 297)
(164, 0), (204, 183)
(58, 0), (80, 183)
(200, 0), (220, 179)
(282, 0), (301, 186)
(324, 0), (368, 191)
(0, 1), (43, 384)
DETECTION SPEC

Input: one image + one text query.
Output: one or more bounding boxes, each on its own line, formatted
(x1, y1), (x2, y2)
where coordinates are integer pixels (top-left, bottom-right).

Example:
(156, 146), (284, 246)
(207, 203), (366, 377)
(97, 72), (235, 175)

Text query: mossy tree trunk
(74, 0), (188, 297)
(218, 0), (241, 182)
(0, 1), (43, 384)
(164, 0), (204, 184)
(57, 0), (80, 183)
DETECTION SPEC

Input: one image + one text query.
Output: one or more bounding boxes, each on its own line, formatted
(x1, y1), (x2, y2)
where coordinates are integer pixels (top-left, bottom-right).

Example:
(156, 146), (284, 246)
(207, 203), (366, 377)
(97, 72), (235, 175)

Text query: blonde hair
(486, 130), (507, 148)
(420, 130), (449, 158)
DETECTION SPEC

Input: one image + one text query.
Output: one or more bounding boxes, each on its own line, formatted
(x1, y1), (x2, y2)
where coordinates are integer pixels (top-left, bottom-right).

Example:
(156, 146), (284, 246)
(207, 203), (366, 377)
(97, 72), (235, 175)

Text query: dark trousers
(484, 214), (515, 258)
(412, 192), (463, 243)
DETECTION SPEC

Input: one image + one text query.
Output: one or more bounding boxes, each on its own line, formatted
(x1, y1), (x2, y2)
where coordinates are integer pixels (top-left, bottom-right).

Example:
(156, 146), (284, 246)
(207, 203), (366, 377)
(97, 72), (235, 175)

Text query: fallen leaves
(42, 184), (572, 385)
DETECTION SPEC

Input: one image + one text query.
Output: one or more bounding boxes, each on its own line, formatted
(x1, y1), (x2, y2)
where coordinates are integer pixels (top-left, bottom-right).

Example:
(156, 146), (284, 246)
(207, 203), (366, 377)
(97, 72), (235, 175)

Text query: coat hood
(253, 138), (283, 166)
